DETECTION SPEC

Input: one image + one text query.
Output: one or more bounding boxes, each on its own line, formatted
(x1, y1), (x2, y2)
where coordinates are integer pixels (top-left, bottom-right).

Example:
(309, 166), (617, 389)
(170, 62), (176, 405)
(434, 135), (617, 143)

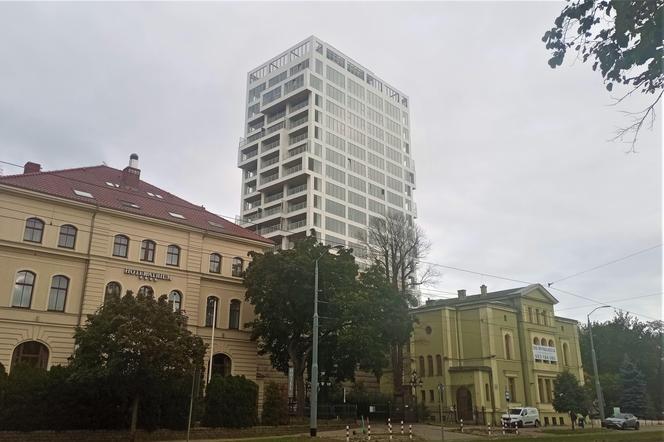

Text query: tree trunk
(391, 343), (404, 396)
(130, 394), (140, 442)
(294, 358), (306, 417)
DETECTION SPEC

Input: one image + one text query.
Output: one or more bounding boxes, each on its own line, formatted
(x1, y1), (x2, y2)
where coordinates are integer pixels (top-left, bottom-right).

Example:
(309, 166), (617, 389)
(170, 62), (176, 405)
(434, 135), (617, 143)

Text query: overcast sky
(0, 1), (660, 324)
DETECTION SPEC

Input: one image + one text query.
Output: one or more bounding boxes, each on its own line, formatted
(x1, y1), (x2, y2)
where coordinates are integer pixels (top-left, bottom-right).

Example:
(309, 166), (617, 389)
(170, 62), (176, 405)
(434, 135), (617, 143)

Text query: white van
(501, 407), (540, 428)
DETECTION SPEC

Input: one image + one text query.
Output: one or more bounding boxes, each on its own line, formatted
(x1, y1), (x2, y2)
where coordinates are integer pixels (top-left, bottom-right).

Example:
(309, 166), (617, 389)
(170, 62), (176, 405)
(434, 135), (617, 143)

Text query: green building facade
(404, 284), (584, 426)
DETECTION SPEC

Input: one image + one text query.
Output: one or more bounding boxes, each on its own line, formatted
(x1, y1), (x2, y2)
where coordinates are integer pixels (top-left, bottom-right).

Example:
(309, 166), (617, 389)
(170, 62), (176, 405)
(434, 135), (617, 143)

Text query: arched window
(166, 245), (180, 266)
(137, 285), (154, 297)
(205, 296), (218, 327)
(427, 355), (434, 376)
(229, 299), (241, 329)
(435, 354), (443, 376)
(418, 356), (425, 376)
(548, 339), (554, 347)
(505, 334), (513, 360)
(24, 218), (44, 243)
(113, 235), (129, 257)
(48, 275), (69, 311)
(12, 270), (35, 308)
(563, 343), (570, 366)
(169, 290), (182, 312)
(210, 353), (232, 378)
(231, 257), (244, 277)
(541, 337), (549, 363)
(11, 341), (49, 369)
(58, 225), (77, 249)
(140, 240), (156, 262)
(104, 281), (122, 302)
(533, 337), (540, 345)
(209, 253), (222, 274)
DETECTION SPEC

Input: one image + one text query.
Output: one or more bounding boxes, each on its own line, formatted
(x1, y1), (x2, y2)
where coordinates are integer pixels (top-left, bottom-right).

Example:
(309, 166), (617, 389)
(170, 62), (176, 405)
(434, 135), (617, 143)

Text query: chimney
(457, 289), (466, 299)
(23, 162), (41, 174)
(480, 284), (488, 296)
(122, 153), (140, 187)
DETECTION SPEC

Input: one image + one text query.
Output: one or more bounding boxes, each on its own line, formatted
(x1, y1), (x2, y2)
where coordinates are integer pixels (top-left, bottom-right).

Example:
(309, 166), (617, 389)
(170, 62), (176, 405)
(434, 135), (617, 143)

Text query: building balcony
(287, 182), (307, 197)
(264, 191), (284, 204)
(260, 171), (280, 186)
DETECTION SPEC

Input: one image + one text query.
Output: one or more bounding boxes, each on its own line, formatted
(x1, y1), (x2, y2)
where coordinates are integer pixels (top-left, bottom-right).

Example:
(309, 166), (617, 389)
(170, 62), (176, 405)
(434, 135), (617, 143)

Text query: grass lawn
(488, 428), (663, 442)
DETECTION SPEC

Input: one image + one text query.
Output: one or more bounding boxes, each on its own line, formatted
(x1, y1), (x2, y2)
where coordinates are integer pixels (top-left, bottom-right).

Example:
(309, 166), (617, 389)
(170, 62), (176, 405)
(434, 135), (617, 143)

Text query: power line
(555, 292), (663, 312)
(0, 160), (23, 168)
(547, 244), (663, 286)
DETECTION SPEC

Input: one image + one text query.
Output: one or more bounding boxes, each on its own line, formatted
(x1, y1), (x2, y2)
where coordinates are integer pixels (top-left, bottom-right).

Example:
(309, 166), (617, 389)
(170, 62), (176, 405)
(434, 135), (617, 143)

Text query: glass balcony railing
(290, 100), (309, 113)
(261, 173), (279, 184)
(284, 163), (303, 176)
(288, 116), (308, 129)
(262, 140), (280, 153)
(240, 150), (258, 162)
(261, 224), (282, 235)
(288, 202), (306, 212)
(287, 183), (307, 195)
(261, 156), (280, 168)
(288, 141), (309, 157)
(289, 132), (308, 145)
(267, 111), (286, 124)
(287, 219), (307, 230)
(264, 192), (284, 203)
(263, 205), (282, 216)
(266, 121), (285, 135)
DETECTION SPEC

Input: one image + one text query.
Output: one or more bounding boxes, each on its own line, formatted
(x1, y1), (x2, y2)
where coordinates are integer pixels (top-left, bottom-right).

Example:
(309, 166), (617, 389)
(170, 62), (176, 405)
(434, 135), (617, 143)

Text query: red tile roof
(0, 164), (272, 245)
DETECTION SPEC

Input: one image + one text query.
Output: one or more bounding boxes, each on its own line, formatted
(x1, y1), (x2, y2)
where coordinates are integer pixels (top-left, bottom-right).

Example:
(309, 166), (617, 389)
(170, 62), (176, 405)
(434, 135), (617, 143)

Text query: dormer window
(168, 212), (185, 219)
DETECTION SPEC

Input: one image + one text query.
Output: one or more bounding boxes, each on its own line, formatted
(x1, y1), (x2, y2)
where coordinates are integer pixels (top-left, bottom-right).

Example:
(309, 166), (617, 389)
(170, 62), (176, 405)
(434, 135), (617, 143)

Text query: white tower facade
(237, 36), (417, 263)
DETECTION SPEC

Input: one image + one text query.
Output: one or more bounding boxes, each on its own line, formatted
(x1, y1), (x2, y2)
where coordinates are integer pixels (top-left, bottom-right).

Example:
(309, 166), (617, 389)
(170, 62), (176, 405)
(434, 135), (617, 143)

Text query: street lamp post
(310, 245), (343, 437)
(588, 305), (611, 422)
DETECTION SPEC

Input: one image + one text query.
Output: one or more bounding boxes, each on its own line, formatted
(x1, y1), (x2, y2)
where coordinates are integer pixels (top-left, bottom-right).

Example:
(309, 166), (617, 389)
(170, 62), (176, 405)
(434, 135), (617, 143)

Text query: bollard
(488, 423), (491, 435)
(502, 422), (506, 435)
(460, 419), (464, 433)
(409, 424), (413, 441)
(388, 418), (393, 441)
(346, 425), (350, 442)
(515, 425), (519, 435)
(368, 424), (371, 441)
(401, 420), (404, 435)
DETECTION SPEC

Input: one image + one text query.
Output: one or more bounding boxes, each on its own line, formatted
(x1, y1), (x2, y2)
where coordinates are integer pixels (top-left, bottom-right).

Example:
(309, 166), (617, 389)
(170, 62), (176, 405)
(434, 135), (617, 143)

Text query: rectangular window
(348, 142), (366, 161)
(325, 217), (346, 235)
(326, 199), (346, 218)
(308, 158), (322, 173)
(248, 82), (266, 102)
(387, 191), (403, 207)
(367, 167), (385, 184)
(347, 112), (365, 131)
(385, 101), (400, 120)
(326, 83), (345, 103)
(325, 148), (346, 167)
(268, 71), (287, 88)
(310, 73), (323, 91)
(368, 183), (385, 200)
(347, 207), (366, 224)
(326, 48), (345, 68)
(386, 161), (402, 178)
(348, 126), (366, 145)
(385, 117), (401, 135)
(326, 99), (345, 119)
(348, 158), (366, 176)
(325, 164), (345, 183)
(367, 122), (384, 141)
(348, 78), (365, 99)
(347, 95), (365, 115)
(386, 175), (402, 192)
(347, 174), (366, 192)
(347, 62), (365, 80)
(367, 137), (384, 155)
(347, 224), (366, 241)
(366, 107), (384, 125)
(315, 94), (323, 107)
(368, 199), (386, 215)
(508, 377), (517, 402)
(325, 181), (346, 200)
(262, 86), (282, 105)
(315, 58), (323, 75)
(367, 90), (383, 110)
(325, 114), (346, 135)
(326, 132), (346, 151)
(326, 65), (346, 88)
(348, 191), (367, 208)
(385, 132), (401, 150)
(386, 147), (402, 164)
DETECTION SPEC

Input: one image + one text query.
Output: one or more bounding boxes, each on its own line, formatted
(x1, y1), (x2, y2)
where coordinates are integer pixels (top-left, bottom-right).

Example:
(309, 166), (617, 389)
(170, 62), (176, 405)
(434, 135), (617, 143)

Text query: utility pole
(310, 258), (320, 437)
(588, 306), (611, 421)
(437, 383), (445, 442)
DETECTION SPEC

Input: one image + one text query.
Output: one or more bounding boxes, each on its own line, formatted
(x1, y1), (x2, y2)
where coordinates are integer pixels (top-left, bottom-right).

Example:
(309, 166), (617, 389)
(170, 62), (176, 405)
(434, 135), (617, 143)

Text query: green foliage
(244, 236), (412, 414)
(542, 0), (663, 94)
(70, 290), (206, 430)
(261, 382), (290, 426)
(346, 382), (392, 417)
(619, 355), (648, 416)
(580, 312), (662, 417)
(553, 370), (589, 415)
(203, 375), (258, 428)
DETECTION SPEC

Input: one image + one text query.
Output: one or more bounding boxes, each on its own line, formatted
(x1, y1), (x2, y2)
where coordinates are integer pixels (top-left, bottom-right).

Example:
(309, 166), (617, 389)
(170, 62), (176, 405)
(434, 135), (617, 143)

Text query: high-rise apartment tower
(237, 36), (417, 261)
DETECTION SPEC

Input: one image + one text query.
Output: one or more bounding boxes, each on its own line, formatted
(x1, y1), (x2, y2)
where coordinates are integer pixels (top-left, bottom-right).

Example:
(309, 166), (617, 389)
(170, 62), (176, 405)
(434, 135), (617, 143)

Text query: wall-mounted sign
(124, 268), (171, 282)
(533, 345), (558, 362)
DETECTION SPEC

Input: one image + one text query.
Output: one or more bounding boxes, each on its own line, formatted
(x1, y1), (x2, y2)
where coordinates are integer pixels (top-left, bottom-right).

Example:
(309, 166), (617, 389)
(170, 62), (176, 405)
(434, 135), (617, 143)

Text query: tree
(365, 211), (436, 396)
(619, 355), (648, 416)
(203, 375), (258, 428)
(542, 0), (663, 150)
(553, 370), (589, 428)
(579, 311), (662, 417)
(69, 290), (205, 439)
(244, 236), (409, 416)
(261, 382), (290, 425)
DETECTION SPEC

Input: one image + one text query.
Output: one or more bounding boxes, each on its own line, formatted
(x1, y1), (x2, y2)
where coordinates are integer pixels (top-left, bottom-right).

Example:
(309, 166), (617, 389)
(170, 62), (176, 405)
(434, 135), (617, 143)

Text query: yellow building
(408, 284), (584, 426)
(0, 155), (284, 397)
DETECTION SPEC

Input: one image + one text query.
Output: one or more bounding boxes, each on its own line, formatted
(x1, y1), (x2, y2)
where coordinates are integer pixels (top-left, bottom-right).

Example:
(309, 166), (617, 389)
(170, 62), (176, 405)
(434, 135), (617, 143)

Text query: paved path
(318, 423), (481, 441)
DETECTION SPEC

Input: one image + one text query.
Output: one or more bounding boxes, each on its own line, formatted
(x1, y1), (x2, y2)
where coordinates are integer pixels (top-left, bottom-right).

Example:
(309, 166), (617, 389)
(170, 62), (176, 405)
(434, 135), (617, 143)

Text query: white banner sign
(288, 367), (294, 398)
(533, 345), (558, 362)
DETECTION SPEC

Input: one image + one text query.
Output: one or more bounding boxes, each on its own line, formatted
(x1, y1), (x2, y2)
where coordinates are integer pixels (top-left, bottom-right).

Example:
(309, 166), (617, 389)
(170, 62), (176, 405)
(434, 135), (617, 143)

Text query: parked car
(602, 413), (640, 430)
(501, 407), (540, 428)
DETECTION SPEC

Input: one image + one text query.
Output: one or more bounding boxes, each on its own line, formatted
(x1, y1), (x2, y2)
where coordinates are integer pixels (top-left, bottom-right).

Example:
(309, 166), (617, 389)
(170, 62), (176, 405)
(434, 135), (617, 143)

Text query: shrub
(203, 375), (258, 428)
(261, 382), (289, 425)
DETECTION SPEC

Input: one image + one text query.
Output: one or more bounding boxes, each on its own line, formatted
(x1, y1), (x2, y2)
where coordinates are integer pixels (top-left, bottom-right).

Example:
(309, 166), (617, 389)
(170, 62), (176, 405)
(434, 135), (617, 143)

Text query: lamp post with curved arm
(588, 305), (612, 421)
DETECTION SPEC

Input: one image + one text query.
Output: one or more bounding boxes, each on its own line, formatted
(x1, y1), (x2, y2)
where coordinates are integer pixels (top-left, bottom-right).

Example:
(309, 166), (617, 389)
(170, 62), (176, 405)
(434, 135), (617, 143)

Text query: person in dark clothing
(569, 411), (577, 429)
